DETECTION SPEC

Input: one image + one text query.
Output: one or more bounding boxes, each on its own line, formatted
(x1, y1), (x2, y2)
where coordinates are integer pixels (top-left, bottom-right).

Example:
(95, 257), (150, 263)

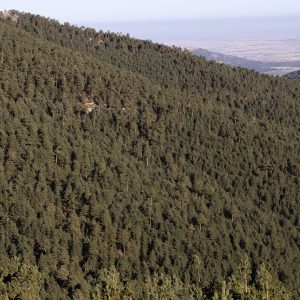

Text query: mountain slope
(1, 10), (300, 128)
(194, 48), (272, 72)
(0, 11), (299, 299)
(285, 70), (300, 79)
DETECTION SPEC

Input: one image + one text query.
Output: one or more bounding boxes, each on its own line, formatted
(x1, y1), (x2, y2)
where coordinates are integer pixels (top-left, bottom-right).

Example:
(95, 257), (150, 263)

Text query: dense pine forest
(0, 10), (299, 299)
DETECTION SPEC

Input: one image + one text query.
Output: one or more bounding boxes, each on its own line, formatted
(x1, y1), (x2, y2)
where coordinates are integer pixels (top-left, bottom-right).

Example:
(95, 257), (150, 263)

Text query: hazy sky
(1, 0), (300, 23)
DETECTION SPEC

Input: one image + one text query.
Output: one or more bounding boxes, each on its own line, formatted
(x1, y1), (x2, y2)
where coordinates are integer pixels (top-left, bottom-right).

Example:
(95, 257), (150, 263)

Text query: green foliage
(80, 258), (294, 299)
(0, 257), (42, 300)
(212, 257), (291, 300)
(229, 254), (252, 298)
(92, 266), (133, 300)
(256, 264), (291, 300)
(92, 268), (205, 299)
(144, 273), (184, 299)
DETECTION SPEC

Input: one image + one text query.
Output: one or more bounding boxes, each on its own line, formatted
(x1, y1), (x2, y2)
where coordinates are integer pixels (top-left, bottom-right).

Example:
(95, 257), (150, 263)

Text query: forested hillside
(285, 70), (300, 80)
(0, 11), (299, 299)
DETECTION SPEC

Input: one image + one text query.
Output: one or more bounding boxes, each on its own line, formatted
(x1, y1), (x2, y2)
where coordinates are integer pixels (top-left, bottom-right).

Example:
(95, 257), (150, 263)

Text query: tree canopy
(0, 10), (299, 299)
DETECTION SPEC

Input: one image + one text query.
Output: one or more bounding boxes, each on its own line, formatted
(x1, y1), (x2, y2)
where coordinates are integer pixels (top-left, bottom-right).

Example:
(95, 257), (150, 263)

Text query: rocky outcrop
(0, 10), (19, 24)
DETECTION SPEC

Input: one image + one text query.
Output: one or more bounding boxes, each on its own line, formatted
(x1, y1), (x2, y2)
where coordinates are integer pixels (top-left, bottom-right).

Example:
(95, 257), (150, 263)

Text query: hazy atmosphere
(2, 0), (300, 23)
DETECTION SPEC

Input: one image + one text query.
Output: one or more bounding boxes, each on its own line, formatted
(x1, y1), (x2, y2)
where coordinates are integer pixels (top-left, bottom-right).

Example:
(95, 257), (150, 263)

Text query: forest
(0, 10), (299, 299)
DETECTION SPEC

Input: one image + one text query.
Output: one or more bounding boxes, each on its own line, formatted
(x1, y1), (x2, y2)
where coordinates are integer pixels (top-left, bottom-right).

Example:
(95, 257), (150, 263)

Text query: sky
(1, 0), (300, 23)
(89, 16), (300, 43)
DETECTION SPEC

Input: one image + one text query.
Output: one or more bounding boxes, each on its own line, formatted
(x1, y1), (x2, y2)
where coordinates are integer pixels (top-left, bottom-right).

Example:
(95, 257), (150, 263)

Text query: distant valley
(193, 47), (300, 76)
